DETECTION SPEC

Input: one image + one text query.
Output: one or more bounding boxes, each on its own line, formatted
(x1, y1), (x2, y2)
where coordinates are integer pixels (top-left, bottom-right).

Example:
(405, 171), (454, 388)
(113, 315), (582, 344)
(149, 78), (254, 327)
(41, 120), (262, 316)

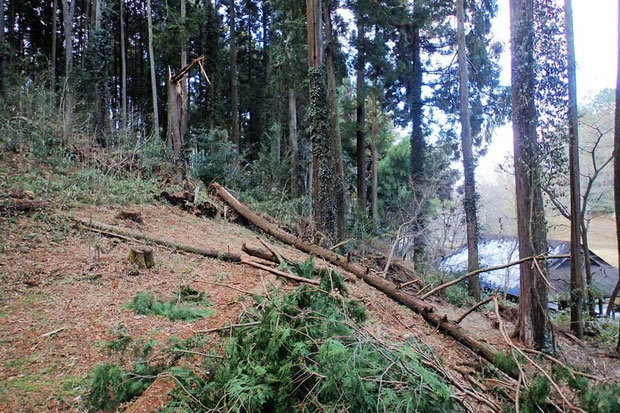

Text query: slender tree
(180, 0), (187, 134)
(146, 0), (159, 140)
(306, 0), (337, 236)
(356, 15), (366, 212)
(288, 87), (299, 197)
(323, 1), (345, 240)
(456, 0), (480, 300)
(564, 0), (584, 339)
(369, 96), (379, 222)
(614, 0), (620, 352)
(120, 0), (127, 141)
(51, 0), (57, 89)
(230, 0), (240, 150)
(510, 0), (553, 350)
(61, 0), (76, 142)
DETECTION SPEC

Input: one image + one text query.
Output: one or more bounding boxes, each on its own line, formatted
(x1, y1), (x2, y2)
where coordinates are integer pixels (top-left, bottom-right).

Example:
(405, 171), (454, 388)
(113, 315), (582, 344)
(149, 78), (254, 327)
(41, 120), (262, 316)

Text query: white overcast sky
(479, 0), (618, 175)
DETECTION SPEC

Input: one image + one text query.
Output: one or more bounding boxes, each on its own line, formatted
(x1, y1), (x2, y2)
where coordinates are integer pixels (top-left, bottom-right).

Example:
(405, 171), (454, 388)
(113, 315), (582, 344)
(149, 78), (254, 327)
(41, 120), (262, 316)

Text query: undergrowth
(125, 286), (214, 321)
(161, 270), (456, 412)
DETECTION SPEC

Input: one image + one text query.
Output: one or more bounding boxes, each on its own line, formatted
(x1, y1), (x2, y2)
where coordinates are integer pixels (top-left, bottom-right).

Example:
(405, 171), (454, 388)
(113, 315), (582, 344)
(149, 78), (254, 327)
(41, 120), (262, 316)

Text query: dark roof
(438, 236), (618, 300)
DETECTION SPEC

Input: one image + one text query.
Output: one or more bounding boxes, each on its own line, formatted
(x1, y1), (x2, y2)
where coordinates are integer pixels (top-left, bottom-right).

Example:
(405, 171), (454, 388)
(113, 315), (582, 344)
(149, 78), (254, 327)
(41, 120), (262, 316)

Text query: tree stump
(128, 248), (155, 269)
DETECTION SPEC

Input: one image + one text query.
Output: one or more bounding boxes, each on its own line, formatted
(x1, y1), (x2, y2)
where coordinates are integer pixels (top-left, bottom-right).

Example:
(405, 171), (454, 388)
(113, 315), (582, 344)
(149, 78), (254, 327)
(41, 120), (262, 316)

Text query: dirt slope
(1, 202), (618, 412)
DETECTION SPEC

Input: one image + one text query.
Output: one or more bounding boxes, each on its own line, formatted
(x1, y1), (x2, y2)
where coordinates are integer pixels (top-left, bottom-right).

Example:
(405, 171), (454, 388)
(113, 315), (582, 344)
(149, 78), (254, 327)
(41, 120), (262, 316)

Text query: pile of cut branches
(163, 271), (457, 412)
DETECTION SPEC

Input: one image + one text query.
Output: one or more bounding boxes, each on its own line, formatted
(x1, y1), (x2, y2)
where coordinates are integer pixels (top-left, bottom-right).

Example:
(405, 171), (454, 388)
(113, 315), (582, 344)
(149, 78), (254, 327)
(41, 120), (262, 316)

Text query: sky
(478, 0), (619, 175)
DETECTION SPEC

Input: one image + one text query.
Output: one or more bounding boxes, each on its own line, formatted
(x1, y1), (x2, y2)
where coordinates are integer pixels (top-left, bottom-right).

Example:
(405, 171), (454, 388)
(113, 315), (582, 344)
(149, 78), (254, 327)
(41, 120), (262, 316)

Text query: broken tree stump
(128, 247), (155, 269)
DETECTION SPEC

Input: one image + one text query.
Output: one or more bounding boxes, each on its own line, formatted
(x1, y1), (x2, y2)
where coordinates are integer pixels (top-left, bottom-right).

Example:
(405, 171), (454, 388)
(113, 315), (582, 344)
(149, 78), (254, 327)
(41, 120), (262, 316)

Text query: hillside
(1, 152), (619, 412)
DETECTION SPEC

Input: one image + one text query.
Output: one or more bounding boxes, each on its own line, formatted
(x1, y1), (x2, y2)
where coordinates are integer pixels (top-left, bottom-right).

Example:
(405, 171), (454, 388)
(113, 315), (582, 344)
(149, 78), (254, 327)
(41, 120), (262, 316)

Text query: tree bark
(61, 0), (76, 143)
(146, 0), (160, 140)
(229, 0), (240, 151)
(205, 0), (217, 130)
(50, 0), (57, 90)
(409, 22), (426, 266)
(457, 0), (481, 300)
(180, 0), (187, 135)
(211, 182), (504, 367)
(356, 17), (366, 212)
(288, 88), (299, 198)
(614, 0), (620, 351)
(370, 98), (379, 222)
(93, 0), (108, 147)
(120, 0), (127, 142)
(323, 1), (345, 240)
(306, 0), (336, 236)
(510, 0), (553, 351)
(564, 0), (585, 339)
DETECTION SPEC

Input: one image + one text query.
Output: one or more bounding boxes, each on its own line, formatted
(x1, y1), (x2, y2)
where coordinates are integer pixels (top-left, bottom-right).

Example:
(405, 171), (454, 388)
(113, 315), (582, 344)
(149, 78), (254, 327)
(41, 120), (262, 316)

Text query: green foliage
(164, 272), (455, 412)
(580, 382), (620, 413)
(191, 129), (242, 187)
(492, 351), (517, 376)
(125, 288), (214, 322)
(87, 362), (162, 412)
(520, 376), (551, 413)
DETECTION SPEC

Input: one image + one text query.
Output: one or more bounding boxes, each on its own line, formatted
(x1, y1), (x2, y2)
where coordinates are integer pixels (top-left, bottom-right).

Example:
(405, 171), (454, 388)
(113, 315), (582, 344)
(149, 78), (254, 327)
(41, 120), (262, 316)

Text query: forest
(0, 0), (619, 411)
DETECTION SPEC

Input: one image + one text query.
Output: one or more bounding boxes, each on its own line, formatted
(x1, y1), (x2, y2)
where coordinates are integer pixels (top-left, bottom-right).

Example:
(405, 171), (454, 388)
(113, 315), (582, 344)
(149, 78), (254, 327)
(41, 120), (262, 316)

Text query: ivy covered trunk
(308, 67), (337, 236)
(306, 0), (336, 237)
(510, 0), (552, 351)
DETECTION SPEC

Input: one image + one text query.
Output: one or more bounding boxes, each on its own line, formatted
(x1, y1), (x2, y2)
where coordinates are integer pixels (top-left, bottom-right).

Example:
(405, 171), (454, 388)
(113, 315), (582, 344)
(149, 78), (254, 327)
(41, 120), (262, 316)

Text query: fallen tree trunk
(71, 217), (241, 263)
(211, 183), (502, 365)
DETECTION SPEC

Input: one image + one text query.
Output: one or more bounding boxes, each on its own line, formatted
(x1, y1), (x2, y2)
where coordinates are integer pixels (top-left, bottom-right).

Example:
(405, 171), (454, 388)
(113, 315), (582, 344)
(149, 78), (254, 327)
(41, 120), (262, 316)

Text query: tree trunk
(323, 1), (345, 240)
(146, 0), (159, 140)
(306, 0), (336, 237)
(356, 17), (366, 212)
(229, 0), (240, 151)
(180, 0), (187, 135)
(370, 98), (379, 222)
(457, 0), (481, 300)
(581, 221), (595, 316)
(564, 0), (585, 339)
(120, 0), (127, 142)
(288, 88), (299, 198)
(510, 0), (553, 351)
(61, 0), (76, 143)
(613, 0), (620, 352)
(205, 0), (216, 130)
(93, 0), (108, 147)
(50, 0), (57, 90)
(409, 23), (426, 266)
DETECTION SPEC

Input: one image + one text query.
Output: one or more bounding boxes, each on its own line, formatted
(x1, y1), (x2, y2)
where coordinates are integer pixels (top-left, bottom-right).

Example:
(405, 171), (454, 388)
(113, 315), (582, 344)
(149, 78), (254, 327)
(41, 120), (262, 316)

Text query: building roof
(438, 236), (619, 300)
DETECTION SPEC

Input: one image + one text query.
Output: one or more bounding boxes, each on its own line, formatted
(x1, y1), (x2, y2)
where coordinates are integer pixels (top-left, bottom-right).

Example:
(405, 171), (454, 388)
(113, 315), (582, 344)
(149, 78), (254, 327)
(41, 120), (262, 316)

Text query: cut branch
(240, 259), (320, 285)
(71, 217), (241, 262)
(420, 253), (570, 299)
(455, 296), (493, 324)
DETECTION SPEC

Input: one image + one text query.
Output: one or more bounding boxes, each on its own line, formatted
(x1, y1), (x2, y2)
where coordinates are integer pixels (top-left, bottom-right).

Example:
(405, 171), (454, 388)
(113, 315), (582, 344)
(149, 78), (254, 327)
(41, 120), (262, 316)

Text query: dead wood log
(242, 243), (278, 263)
(128, 247), (155, 269)
(211, 182), (502, 364)
(115, 210), (144, 224)
(71, 217), (241, 263)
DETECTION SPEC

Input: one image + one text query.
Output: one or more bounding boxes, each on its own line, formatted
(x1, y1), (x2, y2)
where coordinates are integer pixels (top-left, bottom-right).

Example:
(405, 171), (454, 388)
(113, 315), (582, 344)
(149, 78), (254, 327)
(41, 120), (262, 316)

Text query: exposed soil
(1, 198), (618, 412)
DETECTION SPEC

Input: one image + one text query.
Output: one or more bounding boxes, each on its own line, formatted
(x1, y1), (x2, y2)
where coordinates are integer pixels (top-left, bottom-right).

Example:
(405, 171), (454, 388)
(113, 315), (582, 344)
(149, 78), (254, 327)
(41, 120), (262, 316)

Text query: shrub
(125, 288), (214, 322)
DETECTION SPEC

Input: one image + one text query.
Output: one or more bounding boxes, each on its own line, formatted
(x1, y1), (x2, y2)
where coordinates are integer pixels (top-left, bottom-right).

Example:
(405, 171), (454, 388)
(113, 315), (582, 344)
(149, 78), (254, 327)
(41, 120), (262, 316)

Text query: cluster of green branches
(125, 286), (214, 321)
(161, 270), (456, 412)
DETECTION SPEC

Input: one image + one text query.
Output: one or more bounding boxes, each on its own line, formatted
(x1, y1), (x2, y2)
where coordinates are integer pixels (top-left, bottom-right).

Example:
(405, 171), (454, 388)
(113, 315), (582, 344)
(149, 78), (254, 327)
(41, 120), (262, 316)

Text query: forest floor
(0, 152), (619, 412)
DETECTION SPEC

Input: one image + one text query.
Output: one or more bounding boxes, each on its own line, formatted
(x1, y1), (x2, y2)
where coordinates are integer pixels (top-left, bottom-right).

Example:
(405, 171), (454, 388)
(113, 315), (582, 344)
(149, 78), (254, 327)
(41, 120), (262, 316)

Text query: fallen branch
(420, 253), (570, 300)
(71, 217), (241, 262)
(241, 259), (320, 286)
(195, 321), (260, 334)
(455, 296), (493, 324)
(40, 327), (66, 337)
(211, 182), (503, 365)
(397, 278), (423, 289)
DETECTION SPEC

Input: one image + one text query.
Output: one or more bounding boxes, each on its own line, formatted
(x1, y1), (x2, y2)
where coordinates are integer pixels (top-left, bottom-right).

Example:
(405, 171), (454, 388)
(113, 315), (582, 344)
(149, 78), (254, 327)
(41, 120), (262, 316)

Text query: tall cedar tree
(146, 0), (159, 140)
(456, 0), (481, 300)
(614, 0), (620, 353)
(230, 0), (240, 151)
(564, 0), (585, 339)
(356, 13), (366, 212)
(510, 0), (553, 350)
(306, 0), (337, 236)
